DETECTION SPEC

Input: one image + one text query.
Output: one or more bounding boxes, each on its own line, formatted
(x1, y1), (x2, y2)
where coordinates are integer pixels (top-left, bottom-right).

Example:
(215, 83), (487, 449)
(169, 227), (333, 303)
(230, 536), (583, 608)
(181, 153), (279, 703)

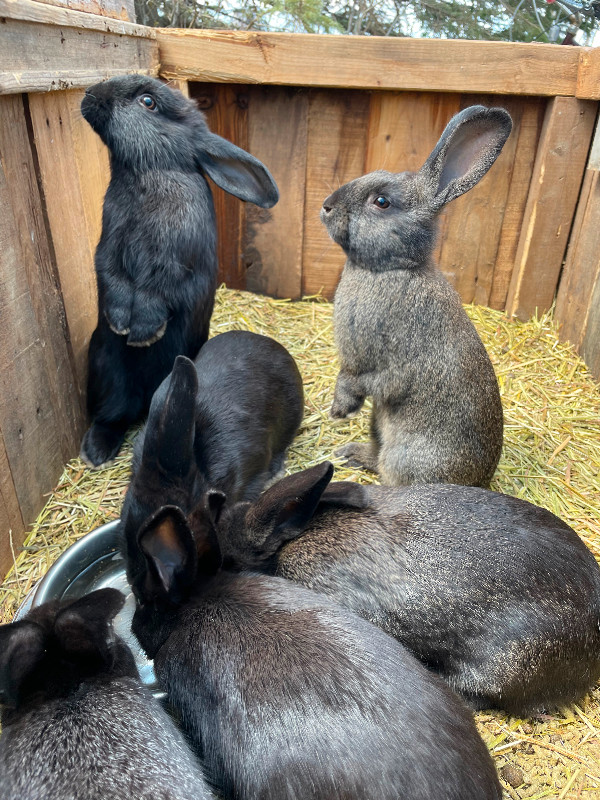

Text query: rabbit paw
(334, 443), (379, 472)
(127, 320), (168, 347)
(80, 422), (126, 468)
(104, 308), (131, 337)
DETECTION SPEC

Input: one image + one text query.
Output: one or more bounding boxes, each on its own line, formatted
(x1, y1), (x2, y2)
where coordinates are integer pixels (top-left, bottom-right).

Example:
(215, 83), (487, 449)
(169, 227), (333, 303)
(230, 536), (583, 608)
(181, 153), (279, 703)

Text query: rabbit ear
(186, 491), (225, 576)
(54, 588), (125, 661)
(138, 505), (199, 599)
(196, 132), (279, 208)
(246, 462), (335, 551)
(142, 356), (197, 479)
(318, 481), (371, 511)
(0, 621), (46, 706)
(419, 105), (512, 211)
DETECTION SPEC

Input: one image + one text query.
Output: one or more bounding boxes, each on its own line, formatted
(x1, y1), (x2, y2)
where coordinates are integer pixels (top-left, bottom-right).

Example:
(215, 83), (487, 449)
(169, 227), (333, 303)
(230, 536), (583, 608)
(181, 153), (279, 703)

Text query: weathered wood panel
(0, 434), (24, 581)
(192, 83), (249, 290)
(0, 94), (84, 577)
(158, 31), (583, 98)
(301, 90), (371, 297)
(556, 167), (600, 380)
(245, 86), (308, 300)
(32, 0), (135, 22)
(0, 0), (145, 31)
(28, 89), (109, 395)
(506, 96), (597, 320)
(0, 0), (158, 94)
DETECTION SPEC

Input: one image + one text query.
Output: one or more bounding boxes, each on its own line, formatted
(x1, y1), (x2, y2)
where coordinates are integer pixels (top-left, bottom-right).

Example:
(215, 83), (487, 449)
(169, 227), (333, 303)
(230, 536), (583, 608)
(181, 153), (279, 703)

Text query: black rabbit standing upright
(80, 75), (278, 467)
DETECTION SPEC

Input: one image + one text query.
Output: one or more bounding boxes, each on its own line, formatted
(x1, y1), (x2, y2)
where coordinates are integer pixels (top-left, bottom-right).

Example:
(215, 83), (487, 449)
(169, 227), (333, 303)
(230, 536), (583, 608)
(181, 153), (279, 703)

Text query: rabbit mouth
(81, 93), (111, 135)
(320, 207), (349, 249)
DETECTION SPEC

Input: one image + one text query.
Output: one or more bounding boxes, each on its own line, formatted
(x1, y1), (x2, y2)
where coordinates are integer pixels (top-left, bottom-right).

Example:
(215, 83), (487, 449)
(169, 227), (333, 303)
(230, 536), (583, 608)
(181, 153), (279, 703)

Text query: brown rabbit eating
(322, 105), (511, 487)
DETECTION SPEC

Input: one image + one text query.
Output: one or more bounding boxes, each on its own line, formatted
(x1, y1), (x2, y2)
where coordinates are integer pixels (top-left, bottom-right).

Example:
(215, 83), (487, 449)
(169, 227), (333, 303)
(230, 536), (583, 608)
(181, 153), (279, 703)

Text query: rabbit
(120, 333), (303, 592)
(80, 74), (279, 468)
(0, 588), (214, 800)
(128, 494), (502, 800)
(214, 461), (600, 716)
(322, 105), (511, 488)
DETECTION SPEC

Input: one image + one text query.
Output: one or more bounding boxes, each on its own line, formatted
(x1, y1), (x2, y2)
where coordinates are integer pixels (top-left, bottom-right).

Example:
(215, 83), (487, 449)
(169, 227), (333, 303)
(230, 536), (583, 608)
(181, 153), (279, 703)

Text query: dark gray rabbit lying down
(129, 496), (502, 800)
(0, 589), (214, 800)
(215, 462), (600, 717)
(120, 333), (303, 597)
(323, 105), (509, 488)
(80, 75), (279, 469)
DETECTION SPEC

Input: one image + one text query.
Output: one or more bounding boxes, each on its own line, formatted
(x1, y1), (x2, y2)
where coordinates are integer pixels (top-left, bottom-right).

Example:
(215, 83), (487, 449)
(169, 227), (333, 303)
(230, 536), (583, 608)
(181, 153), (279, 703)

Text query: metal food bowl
(15, 520), (159, 694)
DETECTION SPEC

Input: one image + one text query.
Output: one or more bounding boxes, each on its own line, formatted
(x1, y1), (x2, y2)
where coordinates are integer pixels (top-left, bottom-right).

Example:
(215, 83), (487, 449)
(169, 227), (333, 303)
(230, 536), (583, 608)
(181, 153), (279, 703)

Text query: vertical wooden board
(244, 87), (308, 299)
(302, 90), (371, 298)
(191, 83), (248, 290)
(581, 270), (600, 380)
(506, 96), (598, 320)
(556, 168), (600, 351)
(437, 95), (539, 306)
(365, 91), (461, 174)
(28, 90), (108, 395)
(0, 432), (25, 581)
(0, 103), (70, 525)
(488, 97), (545, 310)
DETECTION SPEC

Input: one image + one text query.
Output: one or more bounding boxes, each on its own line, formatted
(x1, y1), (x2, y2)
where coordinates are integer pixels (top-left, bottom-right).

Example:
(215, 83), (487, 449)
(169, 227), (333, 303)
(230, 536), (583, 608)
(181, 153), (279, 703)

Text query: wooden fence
(1, 1), (600, 578)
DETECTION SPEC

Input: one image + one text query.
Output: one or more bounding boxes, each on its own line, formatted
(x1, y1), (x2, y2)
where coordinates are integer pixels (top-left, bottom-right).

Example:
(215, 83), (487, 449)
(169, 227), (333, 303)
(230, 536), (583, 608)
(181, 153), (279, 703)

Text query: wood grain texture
(577, 46), (600, 101)
(0, 0), (150, 35)
(192, 83), (248, 290)
(506, 96), (598, 320)
(302, 90), (370, 298)
(32, 0), (135, 22)
(245, 86), (308, 299)
(28, 89), (109, 395)
(556, 167), (600, 380)
(158, 30), (581, 98)
(0, 432), (24, 581)
(0, 15), (158, 94)
(0, 95), (77, 540)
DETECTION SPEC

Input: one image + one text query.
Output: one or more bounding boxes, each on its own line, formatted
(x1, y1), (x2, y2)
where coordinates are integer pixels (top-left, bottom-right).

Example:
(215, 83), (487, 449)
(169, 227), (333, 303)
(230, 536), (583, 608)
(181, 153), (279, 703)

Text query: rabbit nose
(322, 200), (334, 214)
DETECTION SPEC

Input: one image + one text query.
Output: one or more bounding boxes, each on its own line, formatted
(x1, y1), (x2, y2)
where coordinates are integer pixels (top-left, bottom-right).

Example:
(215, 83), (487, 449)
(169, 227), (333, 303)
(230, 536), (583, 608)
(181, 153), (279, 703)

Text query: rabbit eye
(374, 196), (390, 209)
(138, 95), (157, 111)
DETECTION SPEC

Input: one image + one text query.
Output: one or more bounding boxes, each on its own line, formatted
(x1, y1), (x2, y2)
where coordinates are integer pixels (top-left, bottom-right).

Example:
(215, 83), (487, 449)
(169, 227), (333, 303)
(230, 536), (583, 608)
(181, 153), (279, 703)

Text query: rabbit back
(275, 483), (600, 714)
(138, 572), (500, 800)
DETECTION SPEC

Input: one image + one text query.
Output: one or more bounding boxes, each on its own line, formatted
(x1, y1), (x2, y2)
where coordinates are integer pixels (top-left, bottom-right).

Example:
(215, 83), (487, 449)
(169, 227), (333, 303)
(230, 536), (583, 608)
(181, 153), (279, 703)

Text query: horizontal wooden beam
(158, 30), (583, 97)
(0, 1), (158, 94)
(0, 0), (153, 37)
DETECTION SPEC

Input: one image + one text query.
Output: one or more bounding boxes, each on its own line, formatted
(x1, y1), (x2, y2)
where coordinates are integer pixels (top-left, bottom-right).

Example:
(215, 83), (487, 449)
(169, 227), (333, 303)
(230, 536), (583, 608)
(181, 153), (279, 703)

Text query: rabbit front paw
(330, 374), (365, 419)
(334, 442), (378, 472)
(104, 307), (131, 336)
(127, 295), (169, 346)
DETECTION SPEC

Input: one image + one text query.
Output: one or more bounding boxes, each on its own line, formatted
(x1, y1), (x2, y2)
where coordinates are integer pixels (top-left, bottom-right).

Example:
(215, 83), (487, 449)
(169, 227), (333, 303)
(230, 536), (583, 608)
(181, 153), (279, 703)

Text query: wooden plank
(505, 96), (597, 320)
(0, 0), (150, 35)
(488, 97), (544, 310)
(302, 90), (370, 298)
(577, 47), (600, 101)
(0, 97), (72, 526)
(28, 89), (109, 394)
(191, 83), (248, 290)
(32, 0), (135, 22)
(0, 431), (25, 581)
(0, 17), (158, 94)
(556, 167), (600, 377)
(158, 30), (581, 98)
(244, 86), (307, 299)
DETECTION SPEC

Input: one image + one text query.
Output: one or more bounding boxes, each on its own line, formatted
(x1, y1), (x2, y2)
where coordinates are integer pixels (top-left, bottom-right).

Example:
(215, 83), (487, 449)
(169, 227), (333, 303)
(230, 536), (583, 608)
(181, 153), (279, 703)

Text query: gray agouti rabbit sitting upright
(214, 462), (600, 716)
(322, 105), (510, 487)
(80, 75), (278, 469)
(0, 589), (214, 800)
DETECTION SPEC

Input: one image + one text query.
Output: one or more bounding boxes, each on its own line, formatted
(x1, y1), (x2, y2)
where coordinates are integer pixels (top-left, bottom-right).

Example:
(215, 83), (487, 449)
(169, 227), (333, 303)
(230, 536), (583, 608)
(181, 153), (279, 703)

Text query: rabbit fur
(322, 105), (510, 488)
(120, 334), (303, 595)
(128, 496), (501, 800)
(216, 461), (600, 716)
(0, 588), (214, 800)
(80, 75), (279, 468)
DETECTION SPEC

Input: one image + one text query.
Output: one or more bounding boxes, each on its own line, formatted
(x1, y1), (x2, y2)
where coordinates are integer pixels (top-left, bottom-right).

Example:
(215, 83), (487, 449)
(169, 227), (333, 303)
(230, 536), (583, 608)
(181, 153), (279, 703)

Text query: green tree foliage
(134, 0), (598, 43)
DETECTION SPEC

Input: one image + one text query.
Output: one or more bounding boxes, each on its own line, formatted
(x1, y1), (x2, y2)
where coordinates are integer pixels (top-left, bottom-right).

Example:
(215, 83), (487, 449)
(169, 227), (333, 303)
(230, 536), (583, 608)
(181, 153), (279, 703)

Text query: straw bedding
(1, 285), (599, 799)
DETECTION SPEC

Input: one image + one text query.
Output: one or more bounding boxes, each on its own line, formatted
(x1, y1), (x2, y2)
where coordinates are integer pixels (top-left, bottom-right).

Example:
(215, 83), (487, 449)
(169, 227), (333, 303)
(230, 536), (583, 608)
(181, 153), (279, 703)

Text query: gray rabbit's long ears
(197, 132), (279, 208)
(142, 355), (197, 479)
(419, 105), (512, 211)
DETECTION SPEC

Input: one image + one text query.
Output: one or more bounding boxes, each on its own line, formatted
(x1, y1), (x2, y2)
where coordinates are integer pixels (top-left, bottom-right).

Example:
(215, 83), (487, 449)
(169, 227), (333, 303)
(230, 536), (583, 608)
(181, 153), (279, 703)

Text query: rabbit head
(81, 74), (278, 207)
(218, 462), (370, 569)
(320, 105), (512, 270)
(0, 589), (129, 710)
